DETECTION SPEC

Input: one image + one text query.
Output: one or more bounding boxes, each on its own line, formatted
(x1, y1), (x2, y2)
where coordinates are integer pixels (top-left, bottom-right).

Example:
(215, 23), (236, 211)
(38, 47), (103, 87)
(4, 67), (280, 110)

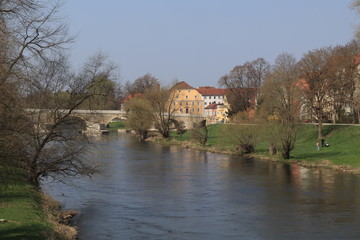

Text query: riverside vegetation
(154, 124), (360, 172)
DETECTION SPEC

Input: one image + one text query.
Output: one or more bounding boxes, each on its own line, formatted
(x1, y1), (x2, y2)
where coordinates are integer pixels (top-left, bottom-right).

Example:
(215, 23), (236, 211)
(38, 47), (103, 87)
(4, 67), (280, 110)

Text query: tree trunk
(269, 146), (277, 155)
(27, 172), (40, 187)
(282, 151), (290, 159)
(317, 120), (323, 139)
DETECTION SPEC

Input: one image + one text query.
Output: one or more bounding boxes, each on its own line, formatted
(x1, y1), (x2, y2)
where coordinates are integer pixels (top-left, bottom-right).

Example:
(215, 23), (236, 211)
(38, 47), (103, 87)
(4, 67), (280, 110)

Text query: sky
(62, 0), (358, 88)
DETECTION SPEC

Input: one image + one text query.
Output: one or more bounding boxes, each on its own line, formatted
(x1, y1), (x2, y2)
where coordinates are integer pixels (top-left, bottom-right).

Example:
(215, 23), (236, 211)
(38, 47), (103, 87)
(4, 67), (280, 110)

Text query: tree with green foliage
(125, 85), (177, 139)
(125, 96), (153, 141)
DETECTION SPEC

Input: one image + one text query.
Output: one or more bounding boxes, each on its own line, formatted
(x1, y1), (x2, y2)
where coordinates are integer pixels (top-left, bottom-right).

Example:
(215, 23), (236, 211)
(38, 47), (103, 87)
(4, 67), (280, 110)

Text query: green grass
(107, 121), (126, 130)
(169, 124), (360, 168)
(0, 170), (64, 240)
(292, 125), (360, 167)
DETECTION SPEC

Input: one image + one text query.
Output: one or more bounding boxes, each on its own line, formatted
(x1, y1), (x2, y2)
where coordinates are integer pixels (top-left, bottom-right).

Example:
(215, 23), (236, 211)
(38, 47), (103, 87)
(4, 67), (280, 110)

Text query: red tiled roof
(196, 86), (226, 96)
(171, 81), (194, 90)
(205, 103), (218, 110)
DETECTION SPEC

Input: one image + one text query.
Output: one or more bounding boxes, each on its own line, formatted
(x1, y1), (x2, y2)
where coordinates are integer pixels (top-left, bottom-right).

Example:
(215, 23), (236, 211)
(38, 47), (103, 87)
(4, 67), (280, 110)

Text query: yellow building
(170, 81), (204, 115)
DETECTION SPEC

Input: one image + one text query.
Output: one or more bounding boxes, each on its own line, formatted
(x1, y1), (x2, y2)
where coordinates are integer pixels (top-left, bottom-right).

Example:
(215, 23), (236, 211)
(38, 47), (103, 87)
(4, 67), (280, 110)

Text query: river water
(44, 133), (360, 239)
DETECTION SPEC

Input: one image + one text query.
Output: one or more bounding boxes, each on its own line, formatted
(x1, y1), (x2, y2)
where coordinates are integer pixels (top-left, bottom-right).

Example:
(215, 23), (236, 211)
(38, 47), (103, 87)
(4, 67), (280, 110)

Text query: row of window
(205, 101), (222, 105)
(176, 95), (198, 99)
(175, 95), (224, 100)
(173, 102), (201, 106)
(179, 108), (200, 113)
(204, 96), (223, 99)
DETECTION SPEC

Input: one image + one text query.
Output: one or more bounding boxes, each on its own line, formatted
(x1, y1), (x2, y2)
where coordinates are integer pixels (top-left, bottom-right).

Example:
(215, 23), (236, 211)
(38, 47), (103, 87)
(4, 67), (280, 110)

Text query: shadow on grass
(0, 223), (50, 240)
(323, 125), (342, 137)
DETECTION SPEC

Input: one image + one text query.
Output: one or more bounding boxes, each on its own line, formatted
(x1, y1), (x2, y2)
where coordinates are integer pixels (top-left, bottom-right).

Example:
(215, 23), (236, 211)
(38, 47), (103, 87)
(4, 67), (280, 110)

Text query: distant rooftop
(171, 81), (194, 90)
(197, 86), (226, 96)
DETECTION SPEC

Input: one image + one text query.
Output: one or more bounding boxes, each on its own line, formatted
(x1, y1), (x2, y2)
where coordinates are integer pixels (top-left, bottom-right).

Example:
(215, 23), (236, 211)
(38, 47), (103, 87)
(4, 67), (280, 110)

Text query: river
(44, 133), (360, 239)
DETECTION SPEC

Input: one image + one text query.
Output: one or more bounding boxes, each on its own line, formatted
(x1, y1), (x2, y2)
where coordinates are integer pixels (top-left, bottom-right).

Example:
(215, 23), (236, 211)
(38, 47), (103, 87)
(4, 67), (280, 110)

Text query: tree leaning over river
(0, 0), (120, 187)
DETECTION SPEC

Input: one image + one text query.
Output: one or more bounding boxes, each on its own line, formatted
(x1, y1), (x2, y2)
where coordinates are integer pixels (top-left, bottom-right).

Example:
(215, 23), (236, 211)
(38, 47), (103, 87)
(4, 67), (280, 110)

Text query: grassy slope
(0, 184), (52, 239)
(170, 124), (360, 169)
(0, 169), (70, 240)
(292, 125), (360, 168)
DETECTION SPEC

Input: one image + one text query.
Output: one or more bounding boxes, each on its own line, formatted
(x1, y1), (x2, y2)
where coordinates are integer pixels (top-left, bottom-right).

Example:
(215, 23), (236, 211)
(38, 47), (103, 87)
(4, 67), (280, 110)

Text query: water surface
(45, 133), (360, 239)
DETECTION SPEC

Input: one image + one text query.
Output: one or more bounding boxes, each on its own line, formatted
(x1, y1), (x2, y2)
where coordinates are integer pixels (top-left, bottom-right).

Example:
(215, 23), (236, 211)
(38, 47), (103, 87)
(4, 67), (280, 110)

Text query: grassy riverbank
(156, 124), (360, 172)
(0, 170), (76, 240)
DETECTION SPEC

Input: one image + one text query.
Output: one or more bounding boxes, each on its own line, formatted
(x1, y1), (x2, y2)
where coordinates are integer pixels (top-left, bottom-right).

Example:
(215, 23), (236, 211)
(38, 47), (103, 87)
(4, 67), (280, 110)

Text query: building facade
(170, 81), (204, 115)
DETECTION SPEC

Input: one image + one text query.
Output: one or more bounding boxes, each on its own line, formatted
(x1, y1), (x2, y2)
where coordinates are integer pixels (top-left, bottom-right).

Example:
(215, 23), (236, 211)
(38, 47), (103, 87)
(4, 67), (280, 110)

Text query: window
(180, 102), (182, 106)
(192, 102), (194, 105)
(186, 95), (188, 99)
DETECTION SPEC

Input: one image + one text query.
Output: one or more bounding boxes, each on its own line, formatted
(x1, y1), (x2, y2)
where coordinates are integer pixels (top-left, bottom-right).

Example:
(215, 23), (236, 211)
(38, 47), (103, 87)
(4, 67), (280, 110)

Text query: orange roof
(294, 78), (310, 91)
(171, 81), (194, 90)
(196, 86), (226, 96)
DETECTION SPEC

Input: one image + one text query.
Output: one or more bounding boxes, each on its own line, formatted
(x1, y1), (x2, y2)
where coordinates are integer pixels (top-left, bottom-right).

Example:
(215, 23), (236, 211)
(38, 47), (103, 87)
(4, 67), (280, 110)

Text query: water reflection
(44, 133), (360, 239)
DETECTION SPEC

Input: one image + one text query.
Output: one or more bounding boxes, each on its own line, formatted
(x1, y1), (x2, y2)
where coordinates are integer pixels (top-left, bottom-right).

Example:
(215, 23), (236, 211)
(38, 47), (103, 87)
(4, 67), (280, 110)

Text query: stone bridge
(26, 109), (208, 133)
(26, 109), (127, 133)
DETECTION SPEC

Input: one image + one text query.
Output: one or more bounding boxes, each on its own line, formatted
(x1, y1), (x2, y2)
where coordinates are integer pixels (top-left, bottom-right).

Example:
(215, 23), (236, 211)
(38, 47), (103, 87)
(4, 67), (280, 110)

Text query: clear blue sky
(63, 0), (358, 87)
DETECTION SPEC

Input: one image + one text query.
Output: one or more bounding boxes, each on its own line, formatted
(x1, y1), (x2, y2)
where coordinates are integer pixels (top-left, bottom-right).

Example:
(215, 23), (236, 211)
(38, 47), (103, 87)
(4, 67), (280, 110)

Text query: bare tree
(0, 0), (77, 187)
(327, 40), (360, 123)
(143, 86), (177, 138)
(219, 58), (270, 116)
(191, 120), (208, 146)
(298, 47), (334, 139)
(125, 73), (160, 95)
(125, 97), (153, 141)
(125, 85), (177, 139)
(0, 0), (74, 87)
(23, 53), (117, 186)
(260, 53), (301, 159)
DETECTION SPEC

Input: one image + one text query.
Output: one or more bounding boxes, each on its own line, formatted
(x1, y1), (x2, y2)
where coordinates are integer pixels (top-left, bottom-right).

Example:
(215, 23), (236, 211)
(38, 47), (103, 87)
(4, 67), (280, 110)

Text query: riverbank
(0, 172), (77, 240)
(152, 124), (360, 174)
